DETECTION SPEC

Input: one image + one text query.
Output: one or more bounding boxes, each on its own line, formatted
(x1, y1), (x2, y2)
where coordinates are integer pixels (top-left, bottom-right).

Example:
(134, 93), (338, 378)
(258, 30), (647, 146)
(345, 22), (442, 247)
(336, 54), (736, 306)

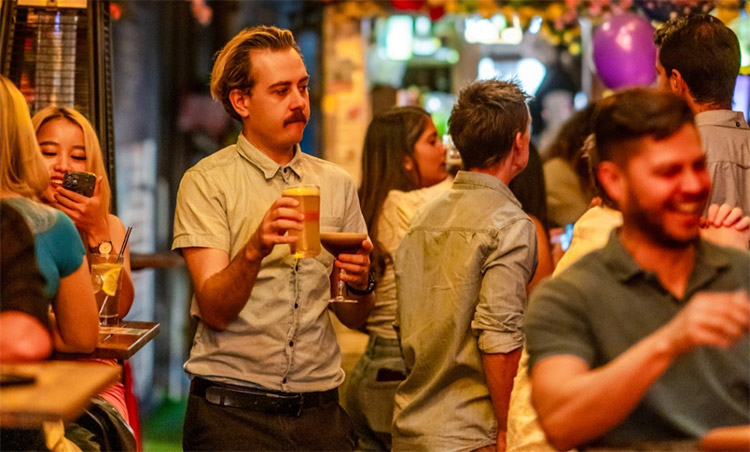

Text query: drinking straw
(118, 226), (133, 260)
(99, 226), (133, 315)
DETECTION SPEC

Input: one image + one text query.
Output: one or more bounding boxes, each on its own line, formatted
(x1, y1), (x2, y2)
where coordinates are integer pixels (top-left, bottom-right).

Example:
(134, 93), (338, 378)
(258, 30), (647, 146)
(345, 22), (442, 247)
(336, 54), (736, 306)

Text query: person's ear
(669, 69), (688, 96)
(597, 161), (626, 206)
(403, 155), (415, 172)
(229, 89), (251, 119)
(511, 130), (529, 168)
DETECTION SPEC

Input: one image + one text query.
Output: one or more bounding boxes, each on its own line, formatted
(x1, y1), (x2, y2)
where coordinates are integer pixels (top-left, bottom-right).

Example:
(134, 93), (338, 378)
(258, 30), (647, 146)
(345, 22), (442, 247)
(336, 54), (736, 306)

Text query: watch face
(98, 241), (113, 255)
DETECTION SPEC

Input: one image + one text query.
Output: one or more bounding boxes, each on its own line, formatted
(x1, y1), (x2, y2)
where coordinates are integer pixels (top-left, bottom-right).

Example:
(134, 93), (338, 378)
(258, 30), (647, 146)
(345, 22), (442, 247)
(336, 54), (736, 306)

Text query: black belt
(190, 377), (338, 417)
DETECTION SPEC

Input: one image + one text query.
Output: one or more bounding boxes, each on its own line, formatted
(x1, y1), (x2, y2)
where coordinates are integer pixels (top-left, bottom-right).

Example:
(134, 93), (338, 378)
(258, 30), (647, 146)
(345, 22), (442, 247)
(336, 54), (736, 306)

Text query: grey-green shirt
(393, 171), (537, 452)
(526, 232), (750, 448)
(696, 110), (750, 215)
(172, 134), (366, 393)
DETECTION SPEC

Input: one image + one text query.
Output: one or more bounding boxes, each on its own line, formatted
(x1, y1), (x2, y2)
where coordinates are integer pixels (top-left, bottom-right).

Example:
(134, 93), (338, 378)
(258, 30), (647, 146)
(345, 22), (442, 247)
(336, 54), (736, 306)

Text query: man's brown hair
(210, 26), (302, 121)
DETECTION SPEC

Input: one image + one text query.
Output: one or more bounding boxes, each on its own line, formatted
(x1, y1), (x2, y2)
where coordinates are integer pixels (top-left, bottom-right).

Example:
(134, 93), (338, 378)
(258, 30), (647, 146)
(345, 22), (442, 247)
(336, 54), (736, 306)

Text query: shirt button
(282, 377), (287, 384)
(289, 340), (294, 347)
(736, 121), (741, 127)
(294, 303), (299, 309)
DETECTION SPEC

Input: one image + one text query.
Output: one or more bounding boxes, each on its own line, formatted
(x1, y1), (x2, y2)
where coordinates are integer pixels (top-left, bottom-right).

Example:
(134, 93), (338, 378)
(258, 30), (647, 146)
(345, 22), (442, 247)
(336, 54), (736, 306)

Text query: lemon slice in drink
(91, 274), (103, 293)
(100, 266), (122, 297)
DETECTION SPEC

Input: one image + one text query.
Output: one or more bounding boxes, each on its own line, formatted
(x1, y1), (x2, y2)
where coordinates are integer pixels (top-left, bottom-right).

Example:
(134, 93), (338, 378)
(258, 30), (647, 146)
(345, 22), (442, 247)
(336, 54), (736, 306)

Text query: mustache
(284, 111), (308, 126)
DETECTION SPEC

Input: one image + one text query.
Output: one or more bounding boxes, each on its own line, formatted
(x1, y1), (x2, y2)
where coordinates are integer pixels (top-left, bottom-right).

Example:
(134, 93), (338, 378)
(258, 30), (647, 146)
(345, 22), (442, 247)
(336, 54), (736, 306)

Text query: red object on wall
(391, 0), (426, 11)
(429, 5), (445, 21)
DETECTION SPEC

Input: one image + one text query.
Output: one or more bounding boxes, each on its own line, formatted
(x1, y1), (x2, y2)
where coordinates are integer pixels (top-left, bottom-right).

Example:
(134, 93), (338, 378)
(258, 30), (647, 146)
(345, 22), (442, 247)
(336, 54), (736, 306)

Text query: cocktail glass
(89, 254), (124, 326)
(320, 232), (368, 303)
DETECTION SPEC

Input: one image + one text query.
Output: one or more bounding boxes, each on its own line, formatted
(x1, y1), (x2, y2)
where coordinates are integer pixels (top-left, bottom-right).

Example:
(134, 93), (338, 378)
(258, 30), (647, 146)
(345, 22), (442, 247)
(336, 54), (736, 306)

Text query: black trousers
(183, 391), (357, 451)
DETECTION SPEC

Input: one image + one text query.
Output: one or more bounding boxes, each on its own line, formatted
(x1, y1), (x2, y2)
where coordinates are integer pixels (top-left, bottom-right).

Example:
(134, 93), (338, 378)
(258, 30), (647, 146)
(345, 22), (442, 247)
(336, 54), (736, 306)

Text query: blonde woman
(32, 106), (135, 422)
(32, 106), (134, 319)
(0, 75), (98, 354)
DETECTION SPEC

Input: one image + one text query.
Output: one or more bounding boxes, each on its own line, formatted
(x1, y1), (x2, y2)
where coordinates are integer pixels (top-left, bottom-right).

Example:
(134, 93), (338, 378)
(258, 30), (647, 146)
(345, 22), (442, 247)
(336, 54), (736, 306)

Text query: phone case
(62, 172), (96, 197)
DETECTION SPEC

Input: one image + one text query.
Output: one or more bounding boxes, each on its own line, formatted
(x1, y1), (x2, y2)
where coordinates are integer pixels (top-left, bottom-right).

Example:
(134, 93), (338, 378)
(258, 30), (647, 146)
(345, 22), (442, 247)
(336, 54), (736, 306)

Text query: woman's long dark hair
(359, 106), (430, 277)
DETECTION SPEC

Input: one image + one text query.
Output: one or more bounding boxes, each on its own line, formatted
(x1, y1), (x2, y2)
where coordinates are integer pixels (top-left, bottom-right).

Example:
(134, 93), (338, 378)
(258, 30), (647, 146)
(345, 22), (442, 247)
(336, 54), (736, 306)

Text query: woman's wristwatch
(91, 240), (113, 255)
(345, 269), (377, 296)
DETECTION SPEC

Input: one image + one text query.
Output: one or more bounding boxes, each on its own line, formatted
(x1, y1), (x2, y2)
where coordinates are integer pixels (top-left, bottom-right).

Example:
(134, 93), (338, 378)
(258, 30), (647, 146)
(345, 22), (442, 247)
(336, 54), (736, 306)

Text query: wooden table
(0, 361), (119, 428)
(57, 321), (160, 360)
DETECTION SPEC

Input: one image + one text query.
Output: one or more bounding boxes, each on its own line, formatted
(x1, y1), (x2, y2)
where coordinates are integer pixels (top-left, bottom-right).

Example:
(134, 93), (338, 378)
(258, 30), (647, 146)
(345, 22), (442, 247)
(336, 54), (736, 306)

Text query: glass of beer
(320, 232), (368, 303)
(282, 184), (321, 258)
(89, 253), (124, 326)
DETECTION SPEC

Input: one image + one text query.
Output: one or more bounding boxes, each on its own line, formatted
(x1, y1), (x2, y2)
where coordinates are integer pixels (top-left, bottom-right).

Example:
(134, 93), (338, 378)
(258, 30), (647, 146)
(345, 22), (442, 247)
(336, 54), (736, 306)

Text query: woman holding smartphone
(32, 106), (134, 319)
(32, 106), (135, 423)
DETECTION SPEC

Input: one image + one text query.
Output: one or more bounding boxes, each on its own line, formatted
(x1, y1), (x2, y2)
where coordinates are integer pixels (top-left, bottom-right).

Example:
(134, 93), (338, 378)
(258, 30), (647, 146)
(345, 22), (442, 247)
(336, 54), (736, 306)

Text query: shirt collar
(694, 110), (749, 130)
(452, 170), (522, 209)
(602, 230), (733, 288)
(235, 134), (304, 180)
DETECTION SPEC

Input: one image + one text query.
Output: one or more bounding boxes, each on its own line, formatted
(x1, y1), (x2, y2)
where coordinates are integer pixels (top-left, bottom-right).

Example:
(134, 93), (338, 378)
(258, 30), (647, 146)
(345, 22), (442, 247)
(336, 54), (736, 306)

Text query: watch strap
(345, 269), (376, 296)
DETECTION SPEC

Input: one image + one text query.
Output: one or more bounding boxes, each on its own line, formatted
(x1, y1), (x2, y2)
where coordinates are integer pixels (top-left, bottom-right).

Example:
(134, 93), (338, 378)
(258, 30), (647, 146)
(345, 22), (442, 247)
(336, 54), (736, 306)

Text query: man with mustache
(525, 88), (750, 450)
(173, 26), (373, 451)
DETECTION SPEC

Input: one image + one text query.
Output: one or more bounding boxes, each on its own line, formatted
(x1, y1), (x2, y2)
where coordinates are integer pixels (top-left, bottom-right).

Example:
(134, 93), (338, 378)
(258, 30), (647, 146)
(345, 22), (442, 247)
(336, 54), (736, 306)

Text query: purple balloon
(593, 13), (657, 89)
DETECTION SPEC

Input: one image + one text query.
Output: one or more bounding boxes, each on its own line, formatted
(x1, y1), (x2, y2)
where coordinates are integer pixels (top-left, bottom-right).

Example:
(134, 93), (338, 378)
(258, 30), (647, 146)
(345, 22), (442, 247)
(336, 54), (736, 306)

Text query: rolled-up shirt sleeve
(172, 168), (231, 252)
(472, 217), (537, 354)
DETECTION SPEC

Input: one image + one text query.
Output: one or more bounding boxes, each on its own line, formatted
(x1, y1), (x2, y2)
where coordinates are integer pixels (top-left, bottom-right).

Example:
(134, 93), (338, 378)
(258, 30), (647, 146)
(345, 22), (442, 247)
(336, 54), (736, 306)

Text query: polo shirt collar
(453, 170), (522, 209)
(236, 134), (304, 180)
(602, 229), (732, 289)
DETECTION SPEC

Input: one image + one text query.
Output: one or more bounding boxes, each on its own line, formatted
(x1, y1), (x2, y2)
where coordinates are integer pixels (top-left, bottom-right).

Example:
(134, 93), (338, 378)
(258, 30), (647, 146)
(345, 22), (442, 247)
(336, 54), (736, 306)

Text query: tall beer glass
(282, 184), (321, 258)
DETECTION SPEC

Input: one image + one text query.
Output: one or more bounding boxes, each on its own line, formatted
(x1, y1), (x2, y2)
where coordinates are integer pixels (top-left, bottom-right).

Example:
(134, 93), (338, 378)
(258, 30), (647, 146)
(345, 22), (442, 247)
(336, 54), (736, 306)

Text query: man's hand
(658, 291), (750, 357)
(333, 238), (373, 290)
(329, 238), (375, 330)
(245, 197), (304, 261)
(700, 203), (750, 249)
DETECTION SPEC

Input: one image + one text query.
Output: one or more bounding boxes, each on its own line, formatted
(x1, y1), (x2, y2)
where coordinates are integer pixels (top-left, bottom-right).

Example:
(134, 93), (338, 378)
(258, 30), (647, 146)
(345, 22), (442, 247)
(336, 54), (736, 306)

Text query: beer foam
(282, 185), (319, 196)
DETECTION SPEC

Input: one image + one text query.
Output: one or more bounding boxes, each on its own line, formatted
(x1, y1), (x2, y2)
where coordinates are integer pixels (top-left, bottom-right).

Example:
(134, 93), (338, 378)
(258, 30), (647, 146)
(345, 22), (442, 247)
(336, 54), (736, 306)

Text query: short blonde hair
(210, 25), (301, 121)
(0, 76), (50, 199)
(31, 106), (112, 215)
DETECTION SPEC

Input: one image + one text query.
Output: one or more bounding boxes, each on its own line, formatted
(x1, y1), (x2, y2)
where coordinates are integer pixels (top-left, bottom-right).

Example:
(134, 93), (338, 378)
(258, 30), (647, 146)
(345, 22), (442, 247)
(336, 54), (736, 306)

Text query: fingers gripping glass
(320, 232), (367, 303)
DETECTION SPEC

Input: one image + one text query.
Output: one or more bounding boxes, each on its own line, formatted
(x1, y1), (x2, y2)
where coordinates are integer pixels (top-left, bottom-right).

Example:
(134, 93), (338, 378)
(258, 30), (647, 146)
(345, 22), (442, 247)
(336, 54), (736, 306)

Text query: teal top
(4, 197), (86, 298)
(526, 231), (750, 447)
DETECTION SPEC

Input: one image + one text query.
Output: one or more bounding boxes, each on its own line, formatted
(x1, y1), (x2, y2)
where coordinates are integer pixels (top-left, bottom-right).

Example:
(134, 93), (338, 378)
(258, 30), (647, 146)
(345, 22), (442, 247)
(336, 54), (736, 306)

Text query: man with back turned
(172, 25), (374, 451)
(654, 13), (749, 214)
(393, 79), (538, 451)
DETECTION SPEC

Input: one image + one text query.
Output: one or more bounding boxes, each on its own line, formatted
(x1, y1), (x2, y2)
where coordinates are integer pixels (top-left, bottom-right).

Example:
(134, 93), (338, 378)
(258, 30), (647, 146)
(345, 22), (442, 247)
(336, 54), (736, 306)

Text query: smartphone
(62, 171), (96, 197)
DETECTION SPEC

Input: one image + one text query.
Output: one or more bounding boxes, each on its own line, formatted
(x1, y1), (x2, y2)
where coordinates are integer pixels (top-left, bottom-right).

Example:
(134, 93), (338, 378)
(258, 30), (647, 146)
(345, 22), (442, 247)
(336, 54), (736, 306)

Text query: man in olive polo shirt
(525, 88), (750, 450)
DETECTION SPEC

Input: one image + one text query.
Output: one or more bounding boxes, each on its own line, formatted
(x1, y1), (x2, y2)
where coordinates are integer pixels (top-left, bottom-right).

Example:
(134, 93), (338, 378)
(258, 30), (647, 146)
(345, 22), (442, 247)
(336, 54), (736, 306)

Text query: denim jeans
(340, 335), (406, 451)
